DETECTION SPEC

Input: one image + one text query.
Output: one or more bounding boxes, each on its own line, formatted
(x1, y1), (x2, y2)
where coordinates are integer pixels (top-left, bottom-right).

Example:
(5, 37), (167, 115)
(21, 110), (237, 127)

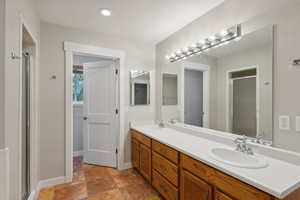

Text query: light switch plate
(279, 115), (290, 130)
(296, 116), (300, 132)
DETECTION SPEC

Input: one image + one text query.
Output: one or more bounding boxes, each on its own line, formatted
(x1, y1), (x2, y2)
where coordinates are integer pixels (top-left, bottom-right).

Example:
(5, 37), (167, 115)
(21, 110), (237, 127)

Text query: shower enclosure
(21, 52), (30, 200)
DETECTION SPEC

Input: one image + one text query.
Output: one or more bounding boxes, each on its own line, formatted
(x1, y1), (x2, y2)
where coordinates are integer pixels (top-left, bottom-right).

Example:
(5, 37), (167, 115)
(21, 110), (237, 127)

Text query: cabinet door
(139, 143), (151, 182)
(131, 139), (140, 169)
(181, 169), (212, 200)
(215, 190), (234, 200)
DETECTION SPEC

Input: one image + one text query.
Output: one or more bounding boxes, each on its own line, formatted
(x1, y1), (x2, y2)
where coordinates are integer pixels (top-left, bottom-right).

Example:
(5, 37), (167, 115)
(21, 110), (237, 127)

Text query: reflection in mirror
(162, 25), (273, 142)
(130, 70), (150, 105)
(162, 74), (178, 105)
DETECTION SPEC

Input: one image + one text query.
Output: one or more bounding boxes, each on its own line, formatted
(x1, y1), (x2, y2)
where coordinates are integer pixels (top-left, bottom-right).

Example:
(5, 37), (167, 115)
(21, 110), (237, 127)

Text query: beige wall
(0, 0), (5, 150)
(4, 0), (40, 199)
(156, 0), (300, 152)
(39, 22), (155, 180)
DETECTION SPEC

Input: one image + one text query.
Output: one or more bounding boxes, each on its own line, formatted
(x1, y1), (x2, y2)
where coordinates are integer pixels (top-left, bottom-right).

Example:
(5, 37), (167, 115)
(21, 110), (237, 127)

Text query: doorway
(72, 55), (118, 168)
(64, 42), (126, 182)
(184, 69), (204, 127)
(226, 66), (259, 137)
(181, 62), (210, 128)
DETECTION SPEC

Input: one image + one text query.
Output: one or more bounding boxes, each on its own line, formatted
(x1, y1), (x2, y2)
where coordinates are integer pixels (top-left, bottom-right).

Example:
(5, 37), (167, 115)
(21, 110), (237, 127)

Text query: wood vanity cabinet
(180, 154), (272, 200)
(131, 130), (151, 182)
(130, 129), (300, 200)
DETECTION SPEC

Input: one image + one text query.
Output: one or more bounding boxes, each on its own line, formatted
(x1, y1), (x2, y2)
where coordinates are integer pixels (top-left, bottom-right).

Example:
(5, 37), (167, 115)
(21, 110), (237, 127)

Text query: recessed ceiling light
(100, 8), (111, 16)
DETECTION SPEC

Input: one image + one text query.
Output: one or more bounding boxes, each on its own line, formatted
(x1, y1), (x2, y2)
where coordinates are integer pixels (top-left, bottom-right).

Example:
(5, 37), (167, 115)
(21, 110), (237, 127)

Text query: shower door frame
(225, 65), (260, 136)
(18, 16), (39, 200)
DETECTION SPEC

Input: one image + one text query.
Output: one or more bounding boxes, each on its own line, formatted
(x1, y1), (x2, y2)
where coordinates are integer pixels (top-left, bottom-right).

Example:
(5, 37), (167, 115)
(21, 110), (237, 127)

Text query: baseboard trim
(31, 176), (68, 200)
(38, 176), (67, 189)
(73, 151), (83, 157)
(123, 162), (132, 170)
(0, 148), (9, 200)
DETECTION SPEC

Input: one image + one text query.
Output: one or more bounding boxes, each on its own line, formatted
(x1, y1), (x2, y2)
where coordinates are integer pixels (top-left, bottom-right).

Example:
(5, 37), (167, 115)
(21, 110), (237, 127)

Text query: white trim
(0, 148), (9, 200)
(123, 162), (133, 170)
(27, 190), (37, 200)
(38, 177), (67, 190)
(64, 41), (126, 183)
(181, 61), (210, 128)
(73, 151), (84, 157)
(65, 50), (73, 182)
(225, 65), (260, 135)
(19, 14), (40, 199)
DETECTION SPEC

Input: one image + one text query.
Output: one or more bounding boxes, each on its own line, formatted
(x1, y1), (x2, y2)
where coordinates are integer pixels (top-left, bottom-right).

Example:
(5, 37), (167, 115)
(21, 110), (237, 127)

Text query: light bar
(165, 25), (242, 63)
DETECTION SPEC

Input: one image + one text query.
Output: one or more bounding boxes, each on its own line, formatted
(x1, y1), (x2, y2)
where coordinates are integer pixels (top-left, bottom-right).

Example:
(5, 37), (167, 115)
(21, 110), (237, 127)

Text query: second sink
(210, 148), (268, 169)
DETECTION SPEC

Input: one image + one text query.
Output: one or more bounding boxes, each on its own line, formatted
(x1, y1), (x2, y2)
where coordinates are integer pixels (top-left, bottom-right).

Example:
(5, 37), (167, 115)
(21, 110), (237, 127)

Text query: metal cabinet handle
(193, 163), (199, 169)
(159, 164), (166, 171)
(160, 149), (166, 154)
(83, 116), (88, 120)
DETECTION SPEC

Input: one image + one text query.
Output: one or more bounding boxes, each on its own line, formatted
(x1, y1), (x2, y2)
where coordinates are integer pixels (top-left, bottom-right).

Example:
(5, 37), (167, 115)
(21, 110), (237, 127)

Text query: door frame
(180, 61), (210, 128)
(18, 14), (40, 199)
(225, 65), (260, 135)
(64, 41), (126, 182)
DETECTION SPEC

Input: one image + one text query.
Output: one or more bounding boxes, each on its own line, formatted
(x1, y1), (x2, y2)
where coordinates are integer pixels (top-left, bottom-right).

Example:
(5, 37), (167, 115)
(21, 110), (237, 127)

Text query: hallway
(38, 157), (162, 200)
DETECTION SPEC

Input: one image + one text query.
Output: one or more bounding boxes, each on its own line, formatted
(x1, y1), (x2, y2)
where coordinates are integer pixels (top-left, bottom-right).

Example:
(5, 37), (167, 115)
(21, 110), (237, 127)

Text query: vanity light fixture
(166, 24), (242, 62)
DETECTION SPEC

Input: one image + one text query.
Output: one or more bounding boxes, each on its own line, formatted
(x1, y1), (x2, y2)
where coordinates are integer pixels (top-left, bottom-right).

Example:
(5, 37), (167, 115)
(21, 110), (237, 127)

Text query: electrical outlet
(279, 116), (290, 130)
(296, 116), (300, 132)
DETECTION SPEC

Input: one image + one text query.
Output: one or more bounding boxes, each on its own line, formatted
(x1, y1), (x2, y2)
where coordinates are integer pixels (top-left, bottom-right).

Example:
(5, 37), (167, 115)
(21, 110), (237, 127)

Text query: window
(73, 73), (84, 102)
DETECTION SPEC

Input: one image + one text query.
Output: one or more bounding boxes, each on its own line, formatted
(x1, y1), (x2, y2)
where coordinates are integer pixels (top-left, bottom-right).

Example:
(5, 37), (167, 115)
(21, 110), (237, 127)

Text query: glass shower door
(21, 53), (30, 200)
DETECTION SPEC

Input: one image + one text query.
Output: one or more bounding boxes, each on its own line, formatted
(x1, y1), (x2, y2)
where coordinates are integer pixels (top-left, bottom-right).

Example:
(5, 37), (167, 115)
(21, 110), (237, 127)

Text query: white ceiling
(37, 0), (224, 45)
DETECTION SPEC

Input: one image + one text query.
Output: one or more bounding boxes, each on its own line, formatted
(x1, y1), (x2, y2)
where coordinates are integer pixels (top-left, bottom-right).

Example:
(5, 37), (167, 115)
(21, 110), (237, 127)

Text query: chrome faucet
(158, 120), (165, 128)
(168, 118), (177, 124)
(234, 135), (254, 155)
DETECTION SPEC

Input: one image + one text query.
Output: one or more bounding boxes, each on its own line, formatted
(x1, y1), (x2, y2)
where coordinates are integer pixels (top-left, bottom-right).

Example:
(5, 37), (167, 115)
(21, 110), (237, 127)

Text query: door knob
(83, 117), (88, 120)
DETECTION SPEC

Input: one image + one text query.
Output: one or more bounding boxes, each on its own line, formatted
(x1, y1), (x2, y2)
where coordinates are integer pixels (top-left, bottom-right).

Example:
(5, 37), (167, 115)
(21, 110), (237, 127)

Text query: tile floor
(38, 156), (162, 200)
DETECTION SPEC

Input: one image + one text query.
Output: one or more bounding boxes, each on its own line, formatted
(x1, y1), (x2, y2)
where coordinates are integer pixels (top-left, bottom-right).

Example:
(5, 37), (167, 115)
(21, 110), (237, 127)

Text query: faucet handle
(234, 135), (247, 144)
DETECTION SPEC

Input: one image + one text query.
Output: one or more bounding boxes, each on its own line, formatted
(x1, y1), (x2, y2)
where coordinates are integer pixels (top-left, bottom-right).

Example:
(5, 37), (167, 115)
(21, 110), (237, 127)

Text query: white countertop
(131, 123), (300, 199)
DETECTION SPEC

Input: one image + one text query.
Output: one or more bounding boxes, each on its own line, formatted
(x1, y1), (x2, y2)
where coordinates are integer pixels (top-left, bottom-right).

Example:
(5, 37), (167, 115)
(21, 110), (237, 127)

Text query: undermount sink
(210, 148), (268, 169)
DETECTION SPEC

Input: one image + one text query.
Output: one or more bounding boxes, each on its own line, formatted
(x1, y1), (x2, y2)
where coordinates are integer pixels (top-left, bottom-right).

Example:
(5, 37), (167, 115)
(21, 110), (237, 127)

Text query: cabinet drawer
(131, 130), (151, 147)
(152, 140), (179, 164)
(211, 170), (272, 200)
(215, 190), (234, 200)
(152, 170), (178, 200)
(152, 152), (178, 187)
(180, 154), (213, 183)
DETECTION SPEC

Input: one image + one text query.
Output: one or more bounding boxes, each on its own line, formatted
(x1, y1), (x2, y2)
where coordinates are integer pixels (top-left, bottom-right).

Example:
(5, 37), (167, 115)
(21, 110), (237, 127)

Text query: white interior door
(83, 60), (117, 167)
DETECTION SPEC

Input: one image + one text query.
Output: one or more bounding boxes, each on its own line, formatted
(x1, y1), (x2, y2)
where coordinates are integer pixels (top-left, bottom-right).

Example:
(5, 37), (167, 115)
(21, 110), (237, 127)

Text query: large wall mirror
(161, 25), (273, 142)
(130, 70), (150, 105)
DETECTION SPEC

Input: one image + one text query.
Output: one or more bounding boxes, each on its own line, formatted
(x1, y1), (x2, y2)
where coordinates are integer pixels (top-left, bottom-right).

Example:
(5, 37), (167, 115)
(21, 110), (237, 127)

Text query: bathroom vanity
(130, 124), (300, 200)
